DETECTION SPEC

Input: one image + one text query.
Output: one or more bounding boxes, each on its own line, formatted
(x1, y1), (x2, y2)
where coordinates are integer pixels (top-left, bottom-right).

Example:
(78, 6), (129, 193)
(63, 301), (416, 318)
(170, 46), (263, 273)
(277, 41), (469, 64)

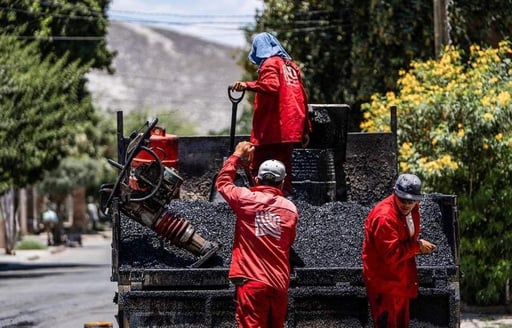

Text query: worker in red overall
(362, 173), (437, 327)
(215, 140), (298, 328)
(231, 32), (312, 197)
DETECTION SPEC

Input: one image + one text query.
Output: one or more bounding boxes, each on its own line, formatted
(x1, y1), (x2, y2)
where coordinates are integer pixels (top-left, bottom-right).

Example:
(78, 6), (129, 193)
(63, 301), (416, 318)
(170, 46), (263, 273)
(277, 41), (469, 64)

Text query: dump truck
(101, 104), (460, 327)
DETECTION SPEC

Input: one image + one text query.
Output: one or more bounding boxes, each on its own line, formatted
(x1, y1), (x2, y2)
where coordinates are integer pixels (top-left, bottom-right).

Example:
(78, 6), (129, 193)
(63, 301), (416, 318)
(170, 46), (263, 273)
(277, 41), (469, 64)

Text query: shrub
(15, 239), (47, 250)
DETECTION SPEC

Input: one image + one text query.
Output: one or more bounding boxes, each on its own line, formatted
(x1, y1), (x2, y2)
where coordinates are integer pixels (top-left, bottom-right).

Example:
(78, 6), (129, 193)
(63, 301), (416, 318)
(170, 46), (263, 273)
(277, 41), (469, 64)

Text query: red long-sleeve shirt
(245, 56), (311, 145)
(215, 155), (298, 291)
(362, 195), (422, 297)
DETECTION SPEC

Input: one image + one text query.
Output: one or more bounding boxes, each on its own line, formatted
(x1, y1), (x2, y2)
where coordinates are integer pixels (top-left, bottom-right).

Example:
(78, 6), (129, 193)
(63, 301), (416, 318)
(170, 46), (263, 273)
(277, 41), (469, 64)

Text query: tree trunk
(72, 187), (87, 233)
(0, 189), (19, 255)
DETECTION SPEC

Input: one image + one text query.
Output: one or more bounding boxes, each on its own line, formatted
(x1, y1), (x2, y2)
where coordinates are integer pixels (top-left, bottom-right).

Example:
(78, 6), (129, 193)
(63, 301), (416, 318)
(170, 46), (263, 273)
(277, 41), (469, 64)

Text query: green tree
(449, 0), (512, 49)
(360, 41), (512, 305)
(37, 155), (115, 230)
(0, 0), (116, 194)
(0, 0), (114, 71)
(0, 37), (98, 194)
(0, 1), (115, 252)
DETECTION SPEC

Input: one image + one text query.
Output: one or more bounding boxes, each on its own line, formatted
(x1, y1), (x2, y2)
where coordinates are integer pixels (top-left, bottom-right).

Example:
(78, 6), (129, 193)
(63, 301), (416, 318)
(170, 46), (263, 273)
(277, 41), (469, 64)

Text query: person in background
(215, 140), (298, 328)
(231, 32), (312, 198)
(86, 196), (100, 231)
(362, 173), (437, 327)
(41, 203), (59, 246)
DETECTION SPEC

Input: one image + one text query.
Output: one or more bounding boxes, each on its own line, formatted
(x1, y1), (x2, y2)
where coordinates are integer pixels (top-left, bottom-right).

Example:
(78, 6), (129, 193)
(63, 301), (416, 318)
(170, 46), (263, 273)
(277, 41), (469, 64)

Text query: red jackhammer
(100, 117), (220, 268)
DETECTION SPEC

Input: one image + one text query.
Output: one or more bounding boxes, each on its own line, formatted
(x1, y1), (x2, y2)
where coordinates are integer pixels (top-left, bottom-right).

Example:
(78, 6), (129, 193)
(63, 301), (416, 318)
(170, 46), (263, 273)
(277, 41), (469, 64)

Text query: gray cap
(257, 159), (286, 182)
(394, 173), (422, 201)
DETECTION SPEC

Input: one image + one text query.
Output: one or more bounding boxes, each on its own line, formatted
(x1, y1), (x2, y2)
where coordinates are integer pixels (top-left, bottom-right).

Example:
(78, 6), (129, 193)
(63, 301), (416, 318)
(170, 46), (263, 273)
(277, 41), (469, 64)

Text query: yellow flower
(481, 96), (492, 107)
(470, 45), (481, 53)
(497, 91), (511, 107)
(483, 113), (494, 121)
(399, 162), (410, 172)
(483, 143), (489, 150)
(401, 142), (412, 151)
(458, 129), (464, 137)
(496, 133), (503, 141)
(432, 137), (438, 145)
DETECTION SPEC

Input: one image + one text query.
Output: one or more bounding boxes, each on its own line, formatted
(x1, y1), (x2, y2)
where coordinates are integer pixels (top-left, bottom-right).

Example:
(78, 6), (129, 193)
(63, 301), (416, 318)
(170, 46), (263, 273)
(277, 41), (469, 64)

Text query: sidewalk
(461, 311), (512, 328)
(0, 231), (111, 265)
(0, 244), (66, 263)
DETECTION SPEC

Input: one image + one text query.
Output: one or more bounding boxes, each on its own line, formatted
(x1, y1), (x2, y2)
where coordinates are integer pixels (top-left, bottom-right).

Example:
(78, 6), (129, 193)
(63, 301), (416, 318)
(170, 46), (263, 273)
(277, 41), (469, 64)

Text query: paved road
(0, 233), (118, 328)
(1, 232), (512, 328)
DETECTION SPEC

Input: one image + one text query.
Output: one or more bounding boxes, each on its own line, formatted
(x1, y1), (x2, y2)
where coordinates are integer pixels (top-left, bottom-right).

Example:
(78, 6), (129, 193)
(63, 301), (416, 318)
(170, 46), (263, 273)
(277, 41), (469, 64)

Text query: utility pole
(433, 0), (451, 58)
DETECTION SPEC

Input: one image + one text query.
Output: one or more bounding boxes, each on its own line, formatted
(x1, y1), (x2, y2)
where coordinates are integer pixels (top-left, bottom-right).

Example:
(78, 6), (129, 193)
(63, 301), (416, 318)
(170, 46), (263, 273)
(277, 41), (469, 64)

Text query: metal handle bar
(228, 86), (245, 104)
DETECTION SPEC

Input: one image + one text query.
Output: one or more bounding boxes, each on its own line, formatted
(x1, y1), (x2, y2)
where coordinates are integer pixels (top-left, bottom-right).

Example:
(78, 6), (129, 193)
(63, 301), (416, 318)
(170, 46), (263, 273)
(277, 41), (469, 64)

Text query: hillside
(86, 21), (248, 134)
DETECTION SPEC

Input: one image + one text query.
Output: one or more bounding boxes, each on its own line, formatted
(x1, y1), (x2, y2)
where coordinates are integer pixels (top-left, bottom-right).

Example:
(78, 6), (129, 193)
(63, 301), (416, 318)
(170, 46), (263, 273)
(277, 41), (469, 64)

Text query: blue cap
(394, 174), (422, 201)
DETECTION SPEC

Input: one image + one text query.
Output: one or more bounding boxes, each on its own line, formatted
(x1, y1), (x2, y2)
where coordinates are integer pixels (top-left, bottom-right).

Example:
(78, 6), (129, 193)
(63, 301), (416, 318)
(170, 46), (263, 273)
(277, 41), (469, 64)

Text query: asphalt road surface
(1, 232), (511, 328)
(0, 233), (118, 328)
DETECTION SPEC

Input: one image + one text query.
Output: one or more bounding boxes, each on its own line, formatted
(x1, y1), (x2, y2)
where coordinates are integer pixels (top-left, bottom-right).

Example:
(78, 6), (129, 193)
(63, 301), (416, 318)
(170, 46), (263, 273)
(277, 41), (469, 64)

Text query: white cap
(257, 160), (286, 182)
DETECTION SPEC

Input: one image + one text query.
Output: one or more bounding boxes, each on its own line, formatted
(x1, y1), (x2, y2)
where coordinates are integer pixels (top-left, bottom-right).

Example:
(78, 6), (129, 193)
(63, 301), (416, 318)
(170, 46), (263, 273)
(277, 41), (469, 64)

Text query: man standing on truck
(215, 140), (298, 328)
(362, 173), (437, 327)
(231, 32), (312, 198)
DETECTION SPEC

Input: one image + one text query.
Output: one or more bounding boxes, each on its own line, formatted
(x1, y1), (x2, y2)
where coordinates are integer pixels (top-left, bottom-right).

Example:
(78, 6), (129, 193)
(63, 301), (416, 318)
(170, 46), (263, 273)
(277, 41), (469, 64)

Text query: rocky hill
(86, 21), (248, 134)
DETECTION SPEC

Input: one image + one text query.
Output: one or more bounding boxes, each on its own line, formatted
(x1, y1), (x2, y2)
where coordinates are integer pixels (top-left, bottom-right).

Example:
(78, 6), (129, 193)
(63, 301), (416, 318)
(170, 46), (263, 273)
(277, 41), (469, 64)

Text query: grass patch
(15, 238), (47, 250)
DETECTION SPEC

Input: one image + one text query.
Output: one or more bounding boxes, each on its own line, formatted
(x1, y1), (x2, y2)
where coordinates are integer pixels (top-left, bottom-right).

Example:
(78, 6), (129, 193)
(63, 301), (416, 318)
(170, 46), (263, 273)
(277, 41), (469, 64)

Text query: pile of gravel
(118, 195), (455, 270)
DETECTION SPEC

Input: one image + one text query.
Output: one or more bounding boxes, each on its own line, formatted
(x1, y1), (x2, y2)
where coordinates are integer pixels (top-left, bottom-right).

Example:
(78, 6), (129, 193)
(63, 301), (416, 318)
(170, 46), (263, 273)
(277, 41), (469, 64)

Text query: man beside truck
(362, 173), (437, 327)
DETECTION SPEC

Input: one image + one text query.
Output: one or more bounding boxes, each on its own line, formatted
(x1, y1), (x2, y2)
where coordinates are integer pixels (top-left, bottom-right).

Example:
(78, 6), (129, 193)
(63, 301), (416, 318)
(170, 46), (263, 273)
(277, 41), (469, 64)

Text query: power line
(108, 16), (252, 26)
(110, 9), (254, 19)
(0, 6), (255, 30)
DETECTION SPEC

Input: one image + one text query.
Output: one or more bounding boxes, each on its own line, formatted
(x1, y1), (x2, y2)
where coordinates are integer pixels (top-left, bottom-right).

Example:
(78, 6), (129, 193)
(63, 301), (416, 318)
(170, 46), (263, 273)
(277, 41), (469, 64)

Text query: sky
(107, 0), (264, 48)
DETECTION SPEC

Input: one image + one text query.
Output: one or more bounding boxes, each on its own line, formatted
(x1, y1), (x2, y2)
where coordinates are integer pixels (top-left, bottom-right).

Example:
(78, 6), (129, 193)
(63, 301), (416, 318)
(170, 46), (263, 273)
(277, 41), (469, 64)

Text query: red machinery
(100, 118), (219, 268)
(131, 125), (179, 170)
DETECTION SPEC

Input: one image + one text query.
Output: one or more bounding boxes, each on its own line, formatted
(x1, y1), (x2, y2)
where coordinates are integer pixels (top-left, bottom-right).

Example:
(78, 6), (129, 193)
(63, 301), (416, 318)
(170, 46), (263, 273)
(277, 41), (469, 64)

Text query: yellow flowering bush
(361, 41), (512, 194)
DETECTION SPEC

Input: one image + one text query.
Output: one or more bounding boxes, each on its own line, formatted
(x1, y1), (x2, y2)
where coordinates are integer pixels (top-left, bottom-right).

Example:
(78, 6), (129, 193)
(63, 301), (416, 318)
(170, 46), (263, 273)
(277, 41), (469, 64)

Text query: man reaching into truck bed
(215, 140), (298, 328)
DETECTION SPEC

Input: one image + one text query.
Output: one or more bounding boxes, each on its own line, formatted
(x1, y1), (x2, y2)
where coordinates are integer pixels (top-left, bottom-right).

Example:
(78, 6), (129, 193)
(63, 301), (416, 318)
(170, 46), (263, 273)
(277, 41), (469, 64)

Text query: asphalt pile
(119, 195), (455, 269)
